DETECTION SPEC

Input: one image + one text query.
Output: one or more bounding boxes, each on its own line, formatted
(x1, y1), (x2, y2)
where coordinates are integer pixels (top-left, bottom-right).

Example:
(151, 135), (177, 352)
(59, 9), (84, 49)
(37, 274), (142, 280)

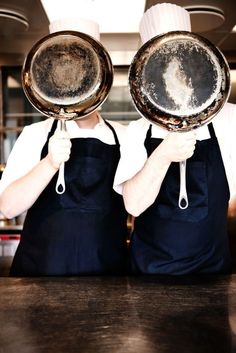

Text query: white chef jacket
(0, 115), (126, 194)
(114, 102), (236, 202)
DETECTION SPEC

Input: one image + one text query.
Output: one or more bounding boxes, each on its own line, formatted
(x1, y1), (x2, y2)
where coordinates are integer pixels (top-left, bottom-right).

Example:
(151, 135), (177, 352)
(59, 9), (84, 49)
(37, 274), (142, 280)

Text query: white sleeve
(0, 120), (51, 194)
(225, 103), (236, 199)
(113, 119), (148, 194)
(213, 102), (236, 200)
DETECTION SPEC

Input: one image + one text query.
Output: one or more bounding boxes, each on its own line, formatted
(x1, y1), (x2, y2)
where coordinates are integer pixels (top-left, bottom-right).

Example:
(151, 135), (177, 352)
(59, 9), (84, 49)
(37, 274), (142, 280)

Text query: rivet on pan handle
(56, 119), (66, 194)
(178, 160), (189, 209)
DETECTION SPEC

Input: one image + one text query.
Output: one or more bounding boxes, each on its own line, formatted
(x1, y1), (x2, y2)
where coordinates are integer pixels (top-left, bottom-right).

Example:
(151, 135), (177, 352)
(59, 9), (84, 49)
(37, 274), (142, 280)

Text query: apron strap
(208, 123), (216, 139)
(145, 123), (216, 142)
(144, 124), (152, 149)
(48, 119), (120, 145)
(40, 119), (58, 159)
(104, 120), (120, 146)
(48, 119), (58, 138)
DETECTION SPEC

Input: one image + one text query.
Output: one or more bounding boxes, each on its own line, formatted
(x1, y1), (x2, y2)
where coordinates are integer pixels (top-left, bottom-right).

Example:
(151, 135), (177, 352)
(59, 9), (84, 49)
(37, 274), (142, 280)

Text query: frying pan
(129, 31), (231, 209)
(22, 30), (113, 194)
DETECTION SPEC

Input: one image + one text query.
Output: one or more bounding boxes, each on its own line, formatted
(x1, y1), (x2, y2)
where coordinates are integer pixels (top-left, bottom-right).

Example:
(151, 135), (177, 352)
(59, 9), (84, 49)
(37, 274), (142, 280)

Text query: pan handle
(56, 161), (65, 194)
(55, 120), (66, 194)
(178, 160), (189, 209)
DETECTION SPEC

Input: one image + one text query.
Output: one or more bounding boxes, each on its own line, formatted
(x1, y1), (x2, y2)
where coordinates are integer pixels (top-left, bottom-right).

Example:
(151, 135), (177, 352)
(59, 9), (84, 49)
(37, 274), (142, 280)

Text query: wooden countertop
(1, 275), (236, 353)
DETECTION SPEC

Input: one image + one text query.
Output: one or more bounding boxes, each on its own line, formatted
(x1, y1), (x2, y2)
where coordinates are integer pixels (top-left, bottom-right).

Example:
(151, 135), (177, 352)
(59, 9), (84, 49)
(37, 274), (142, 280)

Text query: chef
(114, 3), (236, 275)
(0, 17), (128, 276)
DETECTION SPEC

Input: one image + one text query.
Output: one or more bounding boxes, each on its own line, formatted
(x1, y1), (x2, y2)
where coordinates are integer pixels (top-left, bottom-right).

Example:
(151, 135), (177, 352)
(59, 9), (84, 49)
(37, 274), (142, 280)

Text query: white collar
(62, 113), (106, 132)
(150, 121), (210, 140)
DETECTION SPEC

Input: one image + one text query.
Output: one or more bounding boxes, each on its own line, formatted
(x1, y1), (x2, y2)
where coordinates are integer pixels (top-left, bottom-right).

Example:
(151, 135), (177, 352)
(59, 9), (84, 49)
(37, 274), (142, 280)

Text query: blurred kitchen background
(1, 0), (236, 274)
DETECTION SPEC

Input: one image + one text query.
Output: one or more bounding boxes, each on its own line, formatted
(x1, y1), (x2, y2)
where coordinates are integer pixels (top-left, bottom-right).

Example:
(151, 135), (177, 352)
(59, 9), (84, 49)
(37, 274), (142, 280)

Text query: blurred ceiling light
(40, 0), (146, 33)
(230, 70), (236, 83)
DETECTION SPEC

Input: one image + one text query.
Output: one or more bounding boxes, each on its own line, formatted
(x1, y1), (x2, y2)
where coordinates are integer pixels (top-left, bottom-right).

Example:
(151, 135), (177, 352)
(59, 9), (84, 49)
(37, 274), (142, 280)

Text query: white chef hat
(140, 2), (191, 44)
(40, 0), (100, 40)
(49, 17), (100, 41)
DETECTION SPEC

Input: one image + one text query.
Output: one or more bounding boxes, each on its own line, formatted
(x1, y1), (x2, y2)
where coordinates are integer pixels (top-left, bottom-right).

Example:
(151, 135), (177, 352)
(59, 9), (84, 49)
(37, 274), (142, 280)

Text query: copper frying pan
(22, 30), (113, 194)
(129, 31), (231, 209)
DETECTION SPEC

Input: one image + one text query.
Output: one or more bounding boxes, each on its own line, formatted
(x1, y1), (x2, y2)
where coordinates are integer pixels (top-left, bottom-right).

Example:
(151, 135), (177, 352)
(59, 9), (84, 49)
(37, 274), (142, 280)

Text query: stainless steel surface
(22, 30), (113, 195)
(22, 30), (113, 120)
(129, 31), (230, 131)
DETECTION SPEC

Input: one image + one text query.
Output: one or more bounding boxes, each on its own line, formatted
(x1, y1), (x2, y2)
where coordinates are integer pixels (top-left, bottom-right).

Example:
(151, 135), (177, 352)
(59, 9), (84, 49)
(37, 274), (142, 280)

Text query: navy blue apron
(130, 123), (232, 275)
(10, 120), (128, 276)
